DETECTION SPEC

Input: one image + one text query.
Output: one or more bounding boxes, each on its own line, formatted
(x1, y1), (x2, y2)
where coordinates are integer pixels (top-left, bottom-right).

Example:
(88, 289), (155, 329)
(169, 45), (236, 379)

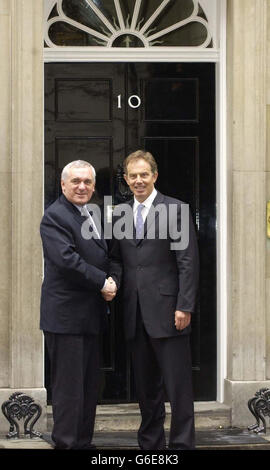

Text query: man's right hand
(101, 277), (117, 301)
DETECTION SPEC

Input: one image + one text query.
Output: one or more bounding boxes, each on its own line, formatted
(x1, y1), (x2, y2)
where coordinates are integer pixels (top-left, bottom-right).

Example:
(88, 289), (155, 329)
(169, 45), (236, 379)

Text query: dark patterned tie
(81, 205), (101, 239)
(136, 204), (144, 239)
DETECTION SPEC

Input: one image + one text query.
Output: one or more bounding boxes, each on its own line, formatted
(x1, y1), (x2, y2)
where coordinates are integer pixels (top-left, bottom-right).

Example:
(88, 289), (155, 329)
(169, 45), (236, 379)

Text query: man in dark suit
(40, 160), (116, 449)
(110, 150), (199, 450)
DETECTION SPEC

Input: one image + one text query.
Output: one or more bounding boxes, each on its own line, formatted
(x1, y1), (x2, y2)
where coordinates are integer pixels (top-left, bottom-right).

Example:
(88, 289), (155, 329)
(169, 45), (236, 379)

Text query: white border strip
(44, 46), (220, 63)
(216, 0), (227, 403)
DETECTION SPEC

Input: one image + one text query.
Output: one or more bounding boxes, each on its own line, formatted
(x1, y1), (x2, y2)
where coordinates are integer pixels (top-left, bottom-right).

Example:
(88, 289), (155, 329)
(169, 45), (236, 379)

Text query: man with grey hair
(40, 160), (116, 449)
(61, 160), (96, 184)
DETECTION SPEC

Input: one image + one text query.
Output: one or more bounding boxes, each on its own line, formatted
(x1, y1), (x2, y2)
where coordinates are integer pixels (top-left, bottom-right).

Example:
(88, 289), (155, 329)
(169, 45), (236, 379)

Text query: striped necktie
(81, 205), (101, 239)
(135, 203), (145, 240)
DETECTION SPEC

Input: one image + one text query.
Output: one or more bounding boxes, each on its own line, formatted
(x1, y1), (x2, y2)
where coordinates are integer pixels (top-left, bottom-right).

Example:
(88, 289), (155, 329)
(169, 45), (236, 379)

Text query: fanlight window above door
(44, 0), (213, 48)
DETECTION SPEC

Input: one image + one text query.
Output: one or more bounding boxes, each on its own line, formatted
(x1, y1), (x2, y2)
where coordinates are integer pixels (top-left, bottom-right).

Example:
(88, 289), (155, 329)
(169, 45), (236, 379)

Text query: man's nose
(135, 175), (142, 183)
(78, 181), (86, 190)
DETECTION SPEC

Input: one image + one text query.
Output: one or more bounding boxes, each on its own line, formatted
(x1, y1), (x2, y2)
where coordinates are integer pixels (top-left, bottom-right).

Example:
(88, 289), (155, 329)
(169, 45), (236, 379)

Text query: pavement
(0, 427), (270, 450)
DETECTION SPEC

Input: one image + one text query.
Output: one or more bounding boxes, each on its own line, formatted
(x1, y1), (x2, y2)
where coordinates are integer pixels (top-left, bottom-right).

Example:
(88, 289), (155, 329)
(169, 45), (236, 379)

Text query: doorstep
(47, 401), (231, 432)
(1, 428), (270, 451)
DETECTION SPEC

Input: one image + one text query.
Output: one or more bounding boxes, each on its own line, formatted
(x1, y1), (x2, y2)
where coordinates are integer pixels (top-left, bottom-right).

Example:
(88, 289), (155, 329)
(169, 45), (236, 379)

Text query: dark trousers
(44, 332), (100, 449)
(129, 310), (195, 450)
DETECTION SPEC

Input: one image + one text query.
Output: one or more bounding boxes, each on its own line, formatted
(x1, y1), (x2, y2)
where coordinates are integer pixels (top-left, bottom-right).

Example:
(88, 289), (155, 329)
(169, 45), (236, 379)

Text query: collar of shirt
(73, 203), (84, 214)
(73, 203), (101, 238)
(133, 188), (157, 223)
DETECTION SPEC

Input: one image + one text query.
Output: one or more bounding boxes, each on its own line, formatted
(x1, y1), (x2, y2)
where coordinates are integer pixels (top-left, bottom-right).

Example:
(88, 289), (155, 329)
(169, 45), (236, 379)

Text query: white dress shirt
(74, 203), (109, 290)
(133, 188), (157, 225)
(74, 203), (101, 239)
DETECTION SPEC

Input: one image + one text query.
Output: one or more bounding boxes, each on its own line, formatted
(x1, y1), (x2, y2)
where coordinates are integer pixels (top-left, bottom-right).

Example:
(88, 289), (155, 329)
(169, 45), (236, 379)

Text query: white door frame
(43, 0), (227, 403)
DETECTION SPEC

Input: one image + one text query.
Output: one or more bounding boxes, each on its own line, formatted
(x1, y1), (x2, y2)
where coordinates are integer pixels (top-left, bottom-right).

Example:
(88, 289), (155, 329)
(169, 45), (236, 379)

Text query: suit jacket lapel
(60, 194), (83, 225)
(90, 208), (107, 250)
(115, 192), (165, 246)
(60, 194), (107, 251)
(136, 191), (165, 246)
(144, 191), (165, 237)
(128, 199), (137, 246)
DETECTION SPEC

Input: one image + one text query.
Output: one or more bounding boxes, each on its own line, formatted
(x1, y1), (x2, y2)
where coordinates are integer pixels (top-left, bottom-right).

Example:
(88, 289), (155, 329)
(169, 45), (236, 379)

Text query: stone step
(2, 429), (270, 451)
(47, 401), (231, 432)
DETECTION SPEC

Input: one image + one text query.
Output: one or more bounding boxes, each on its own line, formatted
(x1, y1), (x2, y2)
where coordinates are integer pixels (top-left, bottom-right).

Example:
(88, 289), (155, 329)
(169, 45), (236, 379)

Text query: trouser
(129, 309), (195, 450)
(44, 332), (100, 449)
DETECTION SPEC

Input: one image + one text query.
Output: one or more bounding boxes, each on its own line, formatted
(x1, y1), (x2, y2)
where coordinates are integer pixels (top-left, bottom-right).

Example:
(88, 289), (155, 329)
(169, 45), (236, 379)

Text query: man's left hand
(101, 277), (117, 301)
(175, 311), (191, 331)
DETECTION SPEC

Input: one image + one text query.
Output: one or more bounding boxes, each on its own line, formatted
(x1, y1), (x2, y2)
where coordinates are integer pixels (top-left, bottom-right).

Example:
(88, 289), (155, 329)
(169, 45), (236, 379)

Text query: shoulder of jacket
(112, 201), (133, 214)
(42, 198), (73, 223)
(162, 194), (187, 206)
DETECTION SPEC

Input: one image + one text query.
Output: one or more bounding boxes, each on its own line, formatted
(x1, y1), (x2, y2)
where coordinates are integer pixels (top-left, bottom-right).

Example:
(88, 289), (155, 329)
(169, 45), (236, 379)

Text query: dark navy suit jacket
(110, 191), (199, 340)
(40, 194), (108, 335)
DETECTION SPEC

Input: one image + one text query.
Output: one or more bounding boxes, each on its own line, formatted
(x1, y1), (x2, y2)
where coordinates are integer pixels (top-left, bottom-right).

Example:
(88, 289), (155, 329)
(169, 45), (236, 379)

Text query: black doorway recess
(44, 62), (216, 402)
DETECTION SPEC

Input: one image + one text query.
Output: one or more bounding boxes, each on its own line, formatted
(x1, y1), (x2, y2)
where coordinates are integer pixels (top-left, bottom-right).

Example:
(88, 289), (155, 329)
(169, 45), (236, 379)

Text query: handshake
(101, 277), (117, 301)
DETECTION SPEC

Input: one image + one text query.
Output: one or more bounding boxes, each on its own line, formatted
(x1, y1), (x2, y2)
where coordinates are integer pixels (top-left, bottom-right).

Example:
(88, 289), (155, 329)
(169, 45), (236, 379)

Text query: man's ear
(61, 179), (65, 193)
(123, 173), (129, 185)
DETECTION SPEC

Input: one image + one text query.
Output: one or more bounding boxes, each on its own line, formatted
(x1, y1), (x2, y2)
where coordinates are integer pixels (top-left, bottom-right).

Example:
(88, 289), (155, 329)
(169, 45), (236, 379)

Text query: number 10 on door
(117, 94), (141, 109)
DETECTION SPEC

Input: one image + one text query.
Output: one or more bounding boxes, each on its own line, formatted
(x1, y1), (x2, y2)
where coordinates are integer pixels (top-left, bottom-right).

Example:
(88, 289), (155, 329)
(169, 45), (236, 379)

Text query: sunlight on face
(61, 167), (95, 205)
(124, 159), (158, 202)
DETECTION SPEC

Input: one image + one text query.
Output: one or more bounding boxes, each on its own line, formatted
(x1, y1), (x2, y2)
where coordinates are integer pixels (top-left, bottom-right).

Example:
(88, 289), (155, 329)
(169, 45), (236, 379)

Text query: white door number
(117, 94), (141, 109)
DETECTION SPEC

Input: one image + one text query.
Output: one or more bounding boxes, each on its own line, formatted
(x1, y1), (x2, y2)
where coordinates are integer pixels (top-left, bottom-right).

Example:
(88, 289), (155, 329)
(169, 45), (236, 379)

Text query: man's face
(61, 166), (95, 206)
(124, 158), (158, 202)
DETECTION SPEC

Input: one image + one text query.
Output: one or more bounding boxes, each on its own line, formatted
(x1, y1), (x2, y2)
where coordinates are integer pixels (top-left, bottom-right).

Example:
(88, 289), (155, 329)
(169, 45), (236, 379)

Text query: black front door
(44, 62), (216, 402)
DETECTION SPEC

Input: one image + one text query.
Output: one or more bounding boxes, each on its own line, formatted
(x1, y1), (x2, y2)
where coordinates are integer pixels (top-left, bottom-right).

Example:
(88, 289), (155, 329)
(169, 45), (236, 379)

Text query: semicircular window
(45, 0), (213, 48)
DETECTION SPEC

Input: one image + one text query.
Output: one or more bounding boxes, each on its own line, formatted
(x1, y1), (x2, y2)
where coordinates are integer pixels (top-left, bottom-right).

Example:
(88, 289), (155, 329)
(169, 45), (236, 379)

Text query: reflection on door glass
(153, 22), (209, 47)
(62, 0), (116, 34)
(49, 21), (104, 46)
(46, 0), (212, 48)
